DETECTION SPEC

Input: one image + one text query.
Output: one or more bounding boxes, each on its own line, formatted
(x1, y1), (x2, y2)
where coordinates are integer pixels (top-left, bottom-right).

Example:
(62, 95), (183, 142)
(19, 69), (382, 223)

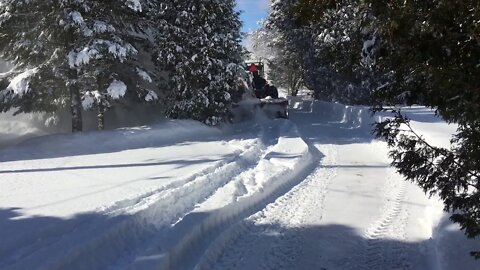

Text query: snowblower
(241, 61), (288, 119)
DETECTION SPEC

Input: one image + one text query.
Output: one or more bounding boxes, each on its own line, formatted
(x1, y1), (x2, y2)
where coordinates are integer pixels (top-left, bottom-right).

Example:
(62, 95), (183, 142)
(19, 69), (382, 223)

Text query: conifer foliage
(368, 1), (480, 258)
(154, 0), (243, 125)
(0, 0), (157, 132)
(0, 0), (243, 130)
(266, 0), (480, 257)
(249, 22), (304, 97)
(267, 0), (371, 104)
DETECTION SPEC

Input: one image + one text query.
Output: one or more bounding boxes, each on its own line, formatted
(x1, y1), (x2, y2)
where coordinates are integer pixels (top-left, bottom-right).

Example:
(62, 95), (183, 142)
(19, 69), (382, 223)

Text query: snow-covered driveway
(199, 101), (478, 270)
(0, 98), (478, 270)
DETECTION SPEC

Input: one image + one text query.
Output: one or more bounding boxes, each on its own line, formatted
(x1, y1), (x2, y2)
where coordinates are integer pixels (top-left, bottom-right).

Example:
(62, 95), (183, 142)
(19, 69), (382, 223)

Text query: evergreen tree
(249, 23), (304, 96)
(267, 0), (480, 257)
(74, 0), (158, 130)
(367, 0), (480, 257)
(267, 0), (374, 103)
(153, 0), (243, 125)
(0, 0), (157, 132)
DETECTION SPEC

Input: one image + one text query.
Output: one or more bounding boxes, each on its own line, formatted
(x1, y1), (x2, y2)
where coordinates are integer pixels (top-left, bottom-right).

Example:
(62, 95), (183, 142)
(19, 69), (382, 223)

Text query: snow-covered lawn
(0, 97), (478, 270)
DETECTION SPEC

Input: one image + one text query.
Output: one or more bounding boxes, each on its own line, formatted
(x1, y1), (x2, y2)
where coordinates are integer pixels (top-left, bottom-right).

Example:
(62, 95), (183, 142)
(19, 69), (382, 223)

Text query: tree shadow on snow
(0, 207), (136, 269)
(0, 156), (232, 174)
(0, 207), (479, 270)
(212, 222), (480, 270)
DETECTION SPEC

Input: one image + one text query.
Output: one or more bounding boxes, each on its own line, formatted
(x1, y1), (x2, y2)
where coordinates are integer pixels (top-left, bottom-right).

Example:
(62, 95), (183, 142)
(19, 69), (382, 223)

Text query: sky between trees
(235, 0), (269, 32)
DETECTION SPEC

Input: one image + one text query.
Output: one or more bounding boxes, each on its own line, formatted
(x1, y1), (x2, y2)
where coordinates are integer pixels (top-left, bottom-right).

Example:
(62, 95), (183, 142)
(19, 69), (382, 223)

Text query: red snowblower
(242, 61), (288, 119)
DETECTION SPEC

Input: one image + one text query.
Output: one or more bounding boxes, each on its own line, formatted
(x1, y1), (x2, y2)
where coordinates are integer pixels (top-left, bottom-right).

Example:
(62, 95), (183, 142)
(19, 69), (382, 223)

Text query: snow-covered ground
(0, 96), (478, 270)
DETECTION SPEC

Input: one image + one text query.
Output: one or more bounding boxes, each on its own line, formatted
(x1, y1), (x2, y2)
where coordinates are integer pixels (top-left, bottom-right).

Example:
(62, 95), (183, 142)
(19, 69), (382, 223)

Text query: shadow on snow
(0, 207), (478, 270)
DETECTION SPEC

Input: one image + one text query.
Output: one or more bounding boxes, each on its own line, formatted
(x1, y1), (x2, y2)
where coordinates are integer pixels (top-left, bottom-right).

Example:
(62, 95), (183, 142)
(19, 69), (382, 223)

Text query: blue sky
(235, 0), (270, 33)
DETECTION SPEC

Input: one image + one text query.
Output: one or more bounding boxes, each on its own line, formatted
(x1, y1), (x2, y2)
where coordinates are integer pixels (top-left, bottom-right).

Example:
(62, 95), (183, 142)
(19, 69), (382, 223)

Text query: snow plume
(2, 68), (38, 98)
(44, 114), (60, 127)
(107, 80), (127, 99)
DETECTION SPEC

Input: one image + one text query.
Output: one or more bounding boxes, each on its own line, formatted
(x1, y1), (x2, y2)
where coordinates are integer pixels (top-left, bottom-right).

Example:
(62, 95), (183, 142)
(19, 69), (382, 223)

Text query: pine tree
(153, 0), (243, 125)
(0, 0), (81, 130)
(0, 0), (158, 132)
(73, 0), (159, 130)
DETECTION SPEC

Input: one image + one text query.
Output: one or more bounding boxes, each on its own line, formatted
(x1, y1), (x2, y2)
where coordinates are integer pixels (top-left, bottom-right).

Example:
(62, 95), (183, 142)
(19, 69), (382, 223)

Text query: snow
(68, 48), (99, 68)
(0, 111), (49, 148)
(145, 90), (158, 102)
(82, 92), (96, 110)
(93, 20), (115, 33)
(69, 11), (84, 26)
(107, 80), (127, 99)
(137, 67), (153, 83)
(127, 0), (143, 12)
(3, 68), (38, 97)
(0, 96), (478, 270)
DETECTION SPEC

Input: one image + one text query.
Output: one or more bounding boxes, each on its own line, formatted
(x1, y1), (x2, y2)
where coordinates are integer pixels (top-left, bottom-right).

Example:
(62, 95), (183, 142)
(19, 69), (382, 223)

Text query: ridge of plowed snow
(0, 117), (318, 270)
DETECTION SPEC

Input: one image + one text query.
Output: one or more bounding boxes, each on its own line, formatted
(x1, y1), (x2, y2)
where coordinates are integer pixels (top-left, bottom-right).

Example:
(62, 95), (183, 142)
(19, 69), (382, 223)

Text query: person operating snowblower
(244, 62), (288, 118)
(252, 71), (268, 98)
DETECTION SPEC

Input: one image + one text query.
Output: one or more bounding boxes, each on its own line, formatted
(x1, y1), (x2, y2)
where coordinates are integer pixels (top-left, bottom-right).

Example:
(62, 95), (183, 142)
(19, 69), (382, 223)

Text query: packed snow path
(204, 101), (432, 270)
(0, 97), (478, 270)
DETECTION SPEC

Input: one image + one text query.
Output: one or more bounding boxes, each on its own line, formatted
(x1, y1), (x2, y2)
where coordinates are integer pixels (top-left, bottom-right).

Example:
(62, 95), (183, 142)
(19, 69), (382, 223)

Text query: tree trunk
(66, 27), (82, 133)
(70, 82), (83, 132)
(97, 103), (105, 130)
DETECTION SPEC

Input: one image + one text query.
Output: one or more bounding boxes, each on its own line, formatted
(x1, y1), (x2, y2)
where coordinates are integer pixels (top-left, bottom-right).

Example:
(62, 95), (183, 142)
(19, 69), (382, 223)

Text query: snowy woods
(256, 0), (480, 258)
(0, 0), (243, 131)
(0, 0), (479, 261)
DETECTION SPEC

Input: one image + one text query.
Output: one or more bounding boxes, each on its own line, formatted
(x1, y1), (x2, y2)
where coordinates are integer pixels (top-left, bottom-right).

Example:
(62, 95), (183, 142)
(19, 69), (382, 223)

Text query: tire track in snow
(364, 171), (411, 270)
(5, 124), (273, 270)
(197, 144), (338, 270)
(104, 126), (271, 216)
(149, 121), (317, 270)
(52, 120), (299, 270)
(254, 144), (338, 270)
(5, 120), (315, 270)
